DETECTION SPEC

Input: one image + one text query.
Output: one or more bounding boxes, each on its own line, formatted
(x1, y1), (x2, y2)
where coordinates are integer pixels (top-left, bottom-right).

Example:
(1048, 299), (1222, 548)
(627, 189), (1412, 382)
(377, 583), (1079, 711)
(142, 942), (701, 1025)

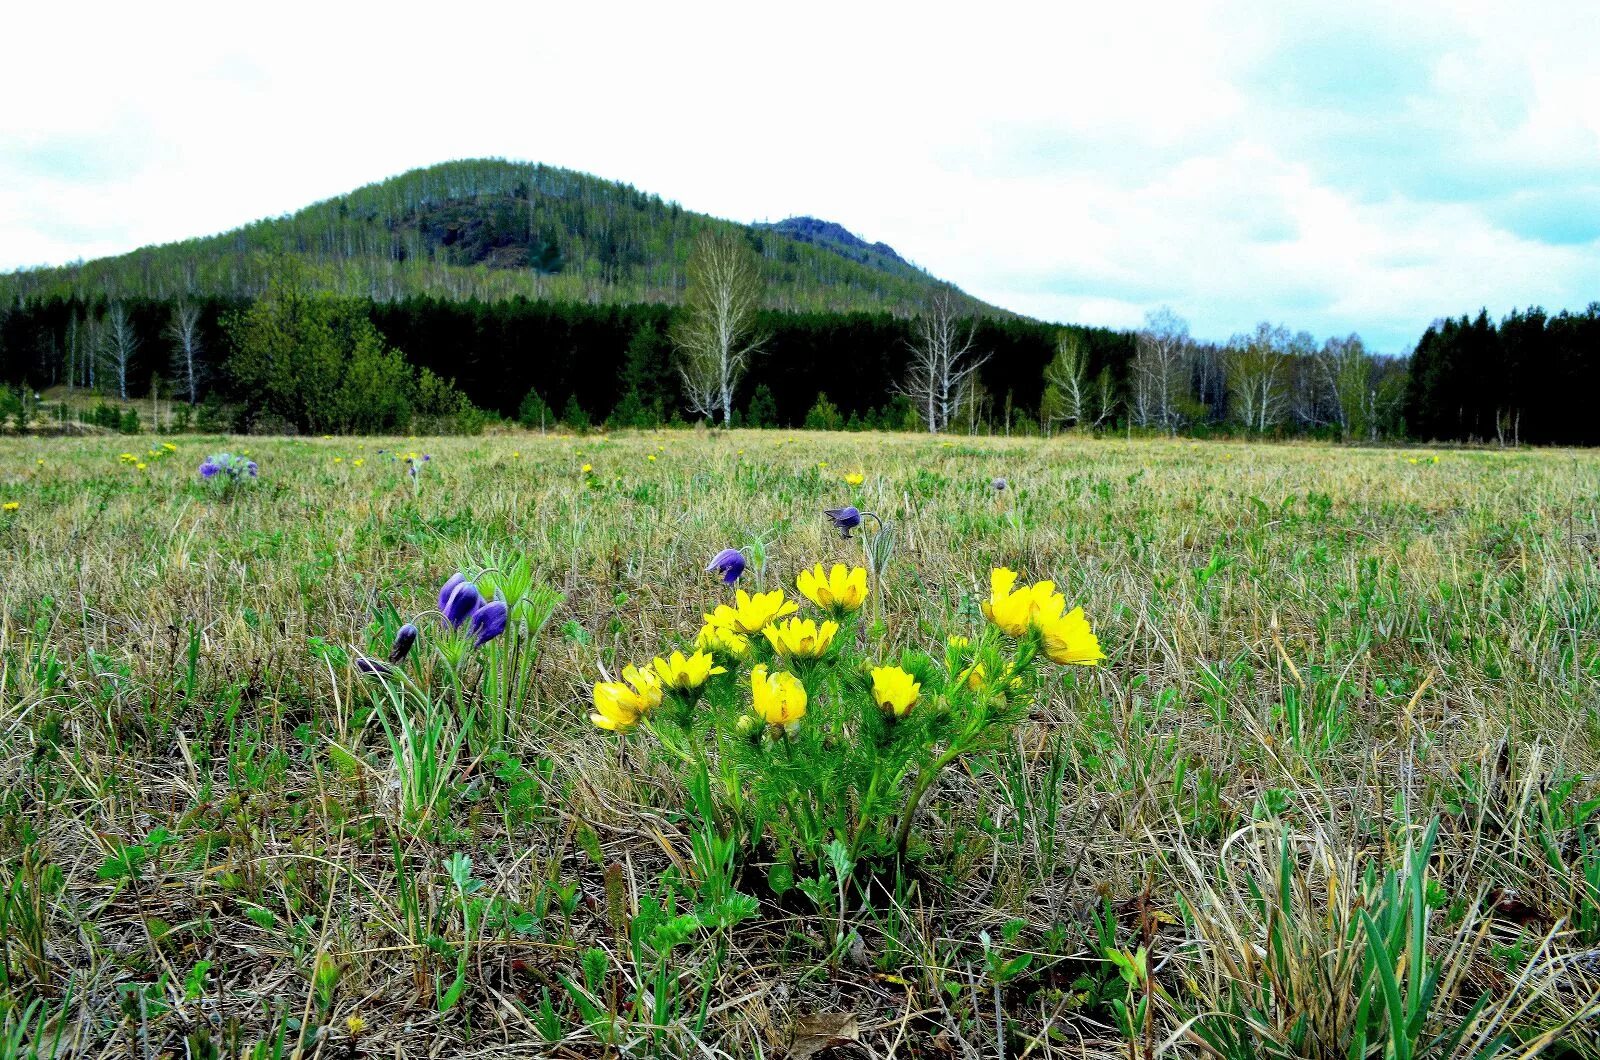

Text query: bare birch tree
(899, 292), (989, 433)
(1226, 322), (1291, 433)
(1312, 333), (1373, 440)
(673, 229), (765, 426)
(102, 302), (138, 400)
(1043, 331), (1113, 430)
(168, 301), (203, 404)
(1130, 307), (1190, 434)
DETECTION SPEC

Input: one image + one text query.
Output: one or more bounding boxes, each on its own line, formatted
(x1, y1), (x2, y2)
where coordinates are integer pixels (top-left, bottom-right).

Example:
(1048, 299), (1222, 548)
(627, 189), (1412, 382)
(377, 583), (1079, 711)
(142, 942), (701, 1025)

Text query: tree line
(1, 248), (1594, 443)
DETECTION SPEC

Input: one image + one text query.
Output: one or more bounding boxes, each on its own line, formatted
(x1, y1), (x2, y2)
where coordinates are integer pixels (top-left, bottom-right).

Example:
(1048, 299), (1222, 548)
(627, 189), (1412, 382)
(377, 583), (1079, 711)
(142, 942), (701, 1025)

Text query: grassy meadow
(1, 429), (1598, 1057)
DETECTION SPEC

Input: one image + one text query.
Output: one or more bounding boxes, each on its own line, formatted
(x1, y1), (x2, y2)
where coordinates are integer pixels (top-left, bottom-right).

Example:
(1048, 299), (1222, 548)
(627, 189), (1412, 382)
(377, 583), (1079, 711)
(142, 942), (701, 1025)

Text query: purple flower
(991, 477), (1007, 492)
(469, 599), (508, 647)
(439, 574), (482, 628)
(198, 461), (220, 479)
(247, 461), (258, 477)
(356, 656), (393, 677)
(389, 623), (419, 663)
(823, 506), (863, 539)
(706, 548), (746, 585)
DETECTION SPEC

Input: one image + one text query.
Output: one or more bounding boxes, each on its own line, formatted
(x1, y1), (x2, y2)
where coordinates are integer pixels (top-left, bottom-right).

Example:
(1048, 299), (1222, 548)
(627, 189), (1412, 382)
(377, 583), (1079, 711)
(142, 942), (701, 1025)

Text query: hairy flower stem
(895, 743), (968, 856)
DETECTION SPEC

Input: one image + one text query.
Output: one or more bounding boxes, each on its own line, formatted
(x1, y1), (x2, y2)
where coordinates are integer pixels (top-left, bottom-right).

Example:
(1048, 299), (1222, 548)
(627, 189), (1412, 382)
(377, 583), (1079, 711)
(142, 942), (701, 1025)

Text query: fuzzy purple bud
(356, 656), (393, 677)
(706, 548), (746, 585)
(469, 600), (508, 647)
(991, 477), (1007, 491)
(823, 506), (863, 539)
(439, 574), (482, 628)
(389, 623), (419, 663)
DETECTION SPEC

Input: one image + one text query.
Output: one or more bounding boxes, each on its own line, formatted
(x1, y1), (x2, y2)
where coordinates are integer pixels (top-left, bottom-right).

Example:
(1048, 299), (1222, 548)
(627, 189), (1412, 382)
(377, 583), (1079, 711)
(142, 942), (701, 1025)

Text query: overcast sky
(3, 0), (1595, 351)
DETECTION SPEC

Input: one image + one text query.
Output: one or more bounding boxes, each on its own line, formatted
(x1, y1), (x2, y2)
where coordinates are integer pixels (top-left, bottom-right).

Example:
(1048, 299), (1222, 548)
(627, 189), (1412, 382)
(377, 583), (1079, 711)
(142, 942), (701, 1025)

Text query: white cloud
(2, 0), (1595, 350)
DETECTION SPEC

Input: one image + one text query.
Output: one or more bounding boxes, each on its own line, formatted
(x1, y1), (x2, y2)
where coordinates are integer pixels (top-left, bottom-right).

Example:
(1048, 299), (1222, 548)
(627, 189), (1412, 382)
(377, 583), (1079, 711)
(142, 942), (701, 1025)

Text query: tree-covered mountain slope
(1, 158), (997, 316)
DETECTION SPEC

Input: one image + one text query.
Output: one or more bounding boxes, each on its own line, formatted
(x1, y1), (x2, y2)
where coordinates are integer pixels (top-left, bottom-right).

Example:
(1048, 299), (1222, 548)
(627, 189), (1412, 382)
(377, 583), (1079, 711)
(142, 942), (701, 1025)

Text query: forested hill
(0, 159), (994, 316)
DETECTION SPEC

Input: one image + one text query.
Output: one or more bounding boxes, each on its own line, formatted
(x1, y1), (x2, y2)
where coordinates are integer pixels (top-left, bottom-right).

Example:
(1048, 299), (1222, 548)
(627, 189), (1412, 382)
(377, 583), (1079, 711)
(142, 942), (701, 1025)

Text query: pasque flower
(704, 589), (797, 634)
(750, 664), (806, 727)
(823, 505), (863, 539)
(763, 617), (839, 658)
(796, 563), (869, 612)
(389, 623), (419, 663)
(469, 599), (509, 647)
(652, 649), (725, 690)
(705, 548), (746, 586)
(591, 664), (664, 731)
(438, 574), (482, 628)
(871, 665), (921, 717)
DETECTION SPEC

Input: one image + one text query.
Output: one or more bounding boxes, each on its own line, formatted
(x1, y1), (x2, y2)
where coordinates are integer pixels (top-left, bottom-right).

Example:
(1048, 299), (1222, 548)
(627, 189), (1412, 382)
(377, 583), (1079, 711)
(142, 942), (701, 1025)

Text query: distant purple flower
(356, 656), (393, 677)
(823, 506), (863, 539)
(991, 477), (1007, 492)
(706, 548), (746, 585)
(469, 600), (508, 647)
(439, 574), (482, 628)
(389, 623), (419, 663)
(199, 452), (258, 484)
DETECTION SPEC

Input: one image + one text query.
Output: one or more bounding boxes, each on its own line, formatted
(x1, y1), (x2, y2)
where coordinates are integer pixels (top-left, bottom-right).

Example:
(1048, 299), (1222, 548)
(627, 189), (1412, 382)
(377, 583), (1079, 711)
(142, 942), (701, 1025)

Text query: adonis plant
(590, 544), (1105, 884)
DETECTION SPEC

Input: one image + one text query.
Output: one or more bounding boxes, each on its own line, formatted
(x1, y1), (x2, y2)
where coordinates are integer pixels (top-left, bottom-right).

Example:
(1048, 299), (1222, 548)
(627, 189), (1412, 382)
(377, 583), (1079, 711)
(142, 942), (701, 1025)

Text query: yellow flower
(817, 461), (829, 469)
(352, 458), (364, 467)
(651, 650), (725, 690)
(696, 622), (750, 658)
(647, 454), (657, 462)
(162, 442), (177, 452)
(1037, 607), (1106, 666)
(795, 564), (869, 612)
(135, 462), (147, 471)
(947, 634), (970, 649)
(590, 664), (663, 731)
(512, 451), (521, 458)
(844, 472), (865, 486)
(763, 617), (839, 658)
(980, 568), (1064, 636)
(958, 661), (987, 690)
(345, 1015), (367, 1036)
(581, 463), (593, 474)
(704, 589), (798, 634)
(871, 665), (921, 717)
(334, 457), (343, 463)
(750, 664), (806, 726)
(3, 501), (18, 512)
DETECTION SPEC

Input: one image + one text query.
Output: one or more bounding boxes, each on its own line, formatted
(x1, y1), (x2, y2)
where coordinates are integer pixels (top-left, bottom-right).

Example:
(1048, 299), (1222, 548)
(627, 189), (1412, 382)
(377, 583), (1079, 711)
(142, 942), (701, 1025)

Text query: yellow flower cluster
(595, 566), (875, 734)
(981, 568), (1105, 665)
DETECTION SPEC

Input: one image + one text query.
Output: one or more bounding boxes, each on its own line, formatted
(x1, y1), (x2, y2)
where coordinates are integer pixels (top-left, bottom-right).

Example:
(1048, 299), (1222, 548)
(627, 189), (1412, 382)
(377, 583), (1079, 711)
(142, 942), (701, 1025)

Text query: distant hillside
(0, 159), (995, 316)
